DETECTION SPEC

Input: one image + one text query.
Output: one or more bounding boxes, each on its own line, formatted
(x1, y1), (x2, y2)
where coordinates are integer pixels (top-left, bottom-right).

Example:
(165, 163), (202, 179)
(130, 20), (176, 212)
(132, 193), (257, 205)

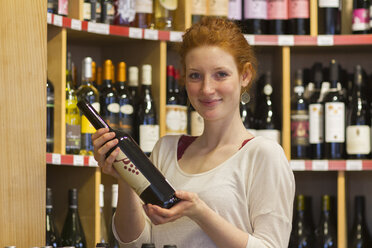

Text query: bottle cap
(83, 57), (93, 79)
(104, 60), (113, 81)
(129, 66), (139, 86)
(167, 65), (175, 77)
(68, 188), (78, 207)
(117, 62), (126, 82)
(142, 64), (152, 86)
(329, 59), (339, 83)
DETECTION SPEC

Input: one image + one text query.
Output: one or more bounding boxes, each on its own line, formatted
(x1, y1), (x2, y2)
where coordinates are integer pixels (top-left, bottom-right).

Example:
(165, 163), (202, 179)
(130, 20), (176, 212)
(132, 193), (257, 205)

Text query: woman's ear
(241, 62), (253, 88)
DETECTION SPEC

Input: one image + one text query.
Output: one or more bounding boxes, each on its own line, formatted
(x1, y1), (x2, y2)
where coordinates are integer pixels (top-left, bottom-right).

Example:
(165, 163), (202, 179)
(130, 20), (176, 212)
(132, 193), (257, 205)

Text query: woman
(93, 17), (295, 248)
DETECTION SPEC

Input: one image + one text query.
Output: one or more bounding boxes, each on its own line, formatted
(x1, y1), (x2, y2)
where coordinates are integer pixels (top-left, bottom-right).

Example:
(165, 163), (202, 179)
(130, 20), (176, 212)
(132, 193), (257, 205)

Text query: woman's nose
(201, 76), (215, 94)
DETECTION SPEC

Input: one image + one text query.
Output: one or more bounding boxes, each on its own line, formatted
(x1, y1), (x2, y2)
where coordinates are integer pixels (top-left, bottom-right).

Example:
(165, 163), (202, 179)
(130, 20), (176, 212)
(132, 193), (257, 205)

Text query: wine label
(166, 105), (187, 135)
(192, 0), (207, 15)
(83, 2), (92, 20)
(159, 0), (178, 10)
(47, 93), (54, 107)
(318, 0), (339, 8)
(256, 129), (281, 143)
(139, 125), (160, 153)
(81, 115), (96, 134)
(209, 0), (229, 16)
(58, 0), (68, 15)
(113, 150), (151, 196)
(352, 9), (369, 31)
(325, 102), (345, 142)
(116, 0), (136, 22)
(346, 125), (371, 155)
(191, 111), (204, 136)
(268, 0), (288, 20)
(291, 111), (309, 146)
(136, 0), (153, 13)
(244, 0), (267, 19)
(288, 0), (309, 19)
(66, 123), (81, 150)
(309, 103), (324, 144)
(228, 0), (242, 20)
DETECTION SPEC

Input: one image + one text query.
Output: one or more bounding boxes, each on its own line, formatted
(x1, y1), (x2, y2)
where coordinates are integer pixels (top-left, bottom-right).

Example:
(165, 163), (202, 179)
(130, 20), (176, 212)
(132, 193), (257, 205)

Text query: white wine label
(325, 102), (345, 142)
(191, 111), (204, 136)
(346, 125), (371, 155)
(159, 0), (178, 10)
(319, 0), (339, 8)
(209, 0), (229, 16)
(107, 103), (120, 113)
(113, 150), (151, 196)
(244, 0), (267, 19)
(192, 0), (207, 15)
(166, 105), (187, 134)
(83, 2), (92, 20)
(136, 0), (153, 13)
(228, 0), (242, 20)
(71, 19), (82, 30)
(139, 125), (160, 153)
(256, 129), (281, 144)
(120, 104), (134, 114)
(92, 102), (100, 113)
(66, 124), (81, 150)
(309, 103), (323, 144)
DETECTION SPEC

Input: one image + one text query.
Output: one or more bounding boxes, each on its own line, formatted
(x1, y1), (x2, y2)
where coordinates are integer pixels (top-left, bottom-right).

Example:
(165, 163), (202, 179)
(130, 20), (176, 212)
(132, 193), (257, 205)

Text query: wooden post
(282, 47), (291, 159)
(338, 171), (347, 248)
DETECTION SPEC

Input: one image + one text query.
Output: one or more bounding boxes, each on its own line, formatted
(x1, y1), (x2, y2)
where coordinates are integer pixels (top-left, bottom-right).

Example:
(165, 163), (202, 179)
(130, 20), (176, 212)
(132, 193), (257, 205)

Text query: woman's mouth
(199, 98), (221, 107)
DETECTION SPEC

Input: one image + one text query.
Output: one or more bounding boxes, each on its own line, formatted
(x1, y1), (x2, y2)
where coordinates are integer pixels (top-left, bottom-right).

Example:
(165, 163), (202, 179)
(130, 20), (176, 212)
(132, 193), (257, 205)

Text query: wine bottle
(191, 0), (207, 24)
(288, 0), (310, 34)
(66, 52), (81, 155)
(289, 195), (315, 248)
(137, 65), (159, 156)
(243, 0), (267, 34)
(208, 0), (229, 18)
(128, 66), (139, 142)
(101, 0), (115, 24)
(291, 69), (310, 159)
(315, 195), (337, 248)
(267, 0), (288, 34)
(97, 66), (103, 92)
(352, 0), (370, 34)
(57, 0), (69, 16)
(309, 63), (325, 159)
(47, 78), (54, 153)
(83, 0), (92, 21)
(154, 0), (178, 30)
(100, 184), (109, 243)
(134, 0), (154, 29)
(91, 0), (98, 22)
(96, 0), (102, 22)
(346, 65), (371, 159)
(109, 184), (119, 248)
(255, 71), (281, 143)
(240, 95), (257, 136)
(47, 0), (55, 13)
(228, 0), (243, 28)
(46, 188), (60, 248)
(319, 0), (341, 34)
(349, 196), (372, 247)
(116, 62), (135, 138)
(100, 60), (120, 129)
(113, 0), (136, 26)
(92, 61), (98, 90)
(60, 188), (87, 248)
(77, 99), (180, 208)
(76, 57), (100, 156)
(189, 104), (204, 136)
(323, 59), (345, 159)
(174, 70), (188, 135)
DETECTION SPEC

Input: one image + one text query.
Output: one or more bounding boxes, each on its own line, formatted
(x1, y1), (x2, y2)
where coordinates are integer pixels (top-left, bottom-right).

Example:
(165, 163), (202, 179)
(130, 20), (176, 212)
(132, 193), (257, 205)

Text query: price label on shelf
(244, 35), (255, 45)
(89, 156), (98, 167)
(129, 27), (143, 39)
(47, 13), (52, 24)
(73, 155), (84, 166)
(71, 19), (82, 31)
(312, 160), (328, 171)
(52, 153), (61, 165)
(278, 35), (294, 46)
(170, 31), (183, 42)
(317, 35), (334, 46)
(291, 160), (305, 171)
(87, 22), (109, 35)
(346, 160), (362, 171)
(144, 29), (159, 40)
(53, 15), (63, 27)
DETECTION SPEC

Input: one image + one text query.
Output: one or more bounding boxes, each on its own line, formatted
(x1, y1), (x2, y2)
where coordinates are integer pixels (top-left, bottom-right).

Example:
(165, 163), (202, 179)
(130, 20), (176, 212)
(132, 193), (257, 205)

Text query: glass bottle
(46, 188), (60, 248)
(315, 195), (337, 248)
(349, 196), (372, 247)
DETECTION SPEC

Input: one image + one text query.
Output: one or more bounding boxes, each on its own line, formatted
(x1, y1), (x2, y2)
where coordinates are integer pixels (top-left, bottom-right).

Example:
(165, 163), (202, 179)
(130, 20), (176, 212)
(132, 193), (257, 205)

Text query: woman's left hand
(143, 191), (206, 225)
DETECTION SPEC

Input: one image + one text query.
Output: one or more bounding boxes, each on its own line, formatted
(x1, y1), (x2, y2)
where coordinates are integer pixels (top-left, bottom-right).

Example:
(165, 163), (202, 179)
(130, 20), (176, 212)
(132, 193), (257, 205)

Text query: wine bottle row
(289, 194), (372, 248)
(291, 60), (372, 159)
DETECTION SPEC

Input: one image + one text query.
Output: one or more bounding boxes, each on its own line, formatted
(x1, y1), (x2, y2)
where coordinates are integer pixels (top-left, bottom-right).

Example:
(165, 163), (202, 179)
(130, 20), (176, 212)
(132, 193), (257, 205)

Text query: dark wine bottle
(101, 0), (115, 24)
(128, 66), (139, 143)
(109, 184), (119, 248)
(309, 63), (325, 159)
(134, 0), (154, 28)
(77, 99), (180, 208)
(289, 195), (315, 248)
(165, 65), (178, 135)
(137, 65), (159, 156)
(60, 188), (87, 248)
(174, 69), (188, 135)
(291, 69), (310, 159)
(83, 0), (92, 21)
(46, 188), (60, 248)
(349, 196), (372, 247)
(267, 0), (288, 34)
(346, 65), (371, 159)
(352, 0), (370, 34)
(288, 0), (310, 34)
(319, 0), (341, 34)
(243, 0), (267, 34)
(47, 78), (54, 153)
(315, 195), (337, 248)
(99, 184), (109, 243)
(100, 59), (119, 129)
(323, 59), (345, 159)
(240, 94), (257, 136)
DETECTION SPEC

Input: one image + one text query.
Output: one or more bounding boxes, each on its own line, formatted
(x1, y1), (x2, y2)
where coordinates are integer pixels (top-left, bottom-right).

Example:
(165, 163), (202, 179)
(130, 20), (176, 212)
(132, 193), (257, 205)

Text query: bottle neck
(77, 99), (113, 131)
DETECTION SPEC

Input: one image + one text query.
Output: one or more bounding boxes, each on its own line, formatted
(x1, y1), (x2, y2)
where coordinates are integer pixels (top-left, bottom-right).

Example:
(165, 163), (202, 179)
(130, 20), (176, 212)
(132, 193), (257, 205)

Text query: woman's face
(185, 45), (249, 122)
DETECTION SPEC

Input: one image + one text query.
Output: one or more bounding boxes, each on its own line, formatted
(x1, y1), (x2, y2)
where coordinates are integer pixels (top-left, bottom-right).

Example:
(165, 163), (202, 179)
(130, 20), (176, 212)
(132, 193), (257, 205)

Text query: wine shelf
(48, 13), (372, 46)
(290, 160), (372, 171)
(46, 153), (98, 167)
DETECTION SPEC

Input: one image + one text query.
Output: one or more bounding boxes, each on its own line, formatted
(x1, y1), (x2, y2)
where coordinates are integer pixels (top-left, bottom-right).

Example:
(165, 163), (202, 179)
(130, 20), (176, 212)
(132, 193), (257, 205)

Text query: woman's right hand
(92, 128), (121, 179)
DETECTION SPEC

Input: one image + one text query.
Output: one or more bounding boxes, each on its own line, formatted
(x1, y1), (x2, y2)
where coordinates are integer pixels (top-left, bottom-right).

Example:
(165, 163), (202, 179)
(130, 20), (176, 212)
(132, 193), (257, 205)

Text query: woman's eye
(188, 73), (201, 80)
(216, 71), (228, 79)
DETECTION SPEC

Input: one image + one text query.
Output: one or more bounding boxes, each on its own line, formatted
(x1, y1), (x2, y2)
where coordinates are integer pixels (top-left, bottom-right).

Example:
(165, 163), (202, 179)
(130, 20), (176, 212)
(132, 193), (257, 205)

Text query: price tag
(47, 13), (52, 24)
(346, 160), (362, 171)
(244, 35), (255, 45)
(170, 31), (183, 42)
(144, 29), (158, 40)
(291, 160), (305, 171)
(312, 160), (328, 171)
(129, 27), (143, 39)
(52, 153), (61, 165)
(87, 22), (109, 35)
(317, 35), (334, 46)
(71, 19), (82, 31)
(53, 15), (63, 27)
(89, 156), (98, 167)
(73, 155), (84, 166)
(278, 35), (294, 46)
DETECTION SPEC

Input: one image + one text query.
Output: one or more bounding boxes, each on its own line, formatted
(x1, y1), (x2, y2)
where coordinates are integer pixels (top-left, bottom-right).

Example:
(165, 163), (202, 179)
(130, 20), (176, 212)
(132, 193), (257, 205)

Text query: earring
(241, 90), (250, 104)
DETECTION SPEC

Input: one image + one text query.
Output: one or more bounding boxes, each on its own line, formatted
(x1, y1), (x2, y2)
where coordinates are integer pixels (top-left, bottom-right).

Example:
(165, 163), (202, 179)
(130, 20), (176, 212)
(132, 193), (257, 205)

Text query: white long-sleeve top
(113, 135), (295, 248)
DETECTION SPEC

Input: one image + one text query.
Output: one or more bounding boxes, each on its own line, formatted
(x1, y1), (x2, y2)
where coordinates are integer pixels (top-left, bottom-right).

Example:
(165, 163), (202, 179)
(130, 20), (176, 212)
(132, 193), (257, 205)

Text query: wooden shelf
(291, 160), (372, 171)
